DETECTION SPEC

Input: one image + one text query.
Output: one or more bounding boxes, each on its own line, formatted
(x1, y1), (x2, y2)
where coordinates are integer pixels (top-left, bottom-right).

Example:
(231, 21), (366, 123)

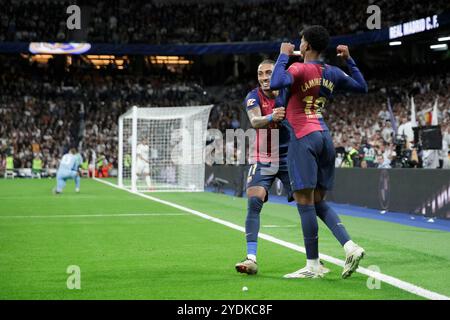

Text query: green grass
(0, 178), (448, 300)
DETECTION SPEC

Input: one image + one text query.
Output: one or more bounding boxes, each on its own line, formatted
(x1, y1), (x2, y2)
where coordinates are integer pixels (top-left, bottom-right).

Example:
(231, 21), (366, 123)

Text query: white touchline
(94, 178), (450, 300)
(0, 213), (188, 219)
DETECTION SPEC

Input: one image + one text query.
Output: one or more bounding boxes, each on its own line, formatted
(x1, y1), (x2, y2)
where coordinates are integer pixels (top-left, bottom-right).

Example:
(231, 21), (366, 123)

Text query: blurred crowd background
(1, 0), (449, 176)
(1, 0), (448, 43)
(1, 55), (448, 174)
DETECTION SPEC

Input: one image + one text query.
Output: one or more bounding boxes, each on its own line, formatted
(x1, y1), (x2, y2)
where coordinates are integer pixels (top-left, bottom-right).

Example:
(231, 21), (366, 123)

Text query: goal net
(118, 105), (213, 192)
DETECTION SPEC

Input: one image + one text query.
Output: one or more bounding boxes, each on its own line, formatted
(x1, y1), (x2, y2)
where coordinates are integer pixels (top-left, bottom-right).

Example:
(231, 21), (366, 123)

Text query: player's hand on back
(272, 107), (285, 122)
(280, 43), (295, 55)
(336, 45), (351, 60)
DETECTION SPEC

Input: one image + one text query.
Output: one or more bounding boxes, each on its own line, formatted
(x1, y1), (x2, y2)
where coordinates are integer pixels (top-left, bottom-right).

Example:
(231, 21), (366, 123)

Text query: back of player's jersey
(286, 60), (367, 139)
(73, 153), (83, 170)
(286, 62), (332, 139)
(58, 154), (76, 172)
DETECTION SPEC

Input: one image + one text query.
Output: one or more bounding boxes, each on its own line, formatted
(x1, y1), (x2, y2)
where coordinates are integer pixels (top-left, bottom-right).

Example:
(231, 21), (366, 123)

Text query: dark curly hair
(300, 25), (330, 54)
(259, 59), (275, 66)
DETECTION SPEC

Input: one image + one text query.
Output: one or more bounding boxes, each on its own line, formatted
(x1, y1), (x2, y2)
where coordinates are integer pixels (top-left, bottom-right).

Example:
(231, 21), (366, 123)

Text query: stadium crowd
(1, 53), (449, 176)
(329, 85), (450, 169)
(1, 0), (449, 43)
(0, 55), (243, 175)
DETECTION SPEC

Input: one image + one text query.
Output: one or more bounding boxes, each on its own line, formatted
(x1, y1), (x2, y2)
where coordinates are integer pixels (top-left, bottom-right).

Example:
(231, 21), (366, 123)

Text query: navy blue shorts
(287, 131), (335, 192)
(246, 162), (293, 202)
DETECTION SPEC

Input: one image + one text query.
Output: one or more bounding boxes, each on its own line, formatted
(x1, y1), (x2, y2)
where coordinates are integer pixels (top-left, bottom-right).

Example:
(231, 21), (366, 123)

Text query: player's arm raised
(247, 106), (285, 129)
(270, 43), (295, 90)
(336, 45), (368, 93)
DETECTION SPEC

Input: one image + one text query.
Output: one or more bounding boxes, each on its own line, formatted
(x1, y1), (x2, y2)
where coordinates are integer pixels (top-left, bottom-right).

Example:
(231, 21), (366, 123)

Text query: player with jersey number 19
(270, 25), (368, 279)
(235, 59), (330, 276)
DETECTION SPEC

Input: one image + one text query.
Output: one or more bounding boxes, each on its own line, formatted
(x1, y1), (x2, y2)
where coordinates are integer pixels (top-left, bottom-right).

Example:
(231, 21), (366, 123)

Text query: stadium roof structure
(1, 12), (449, 55)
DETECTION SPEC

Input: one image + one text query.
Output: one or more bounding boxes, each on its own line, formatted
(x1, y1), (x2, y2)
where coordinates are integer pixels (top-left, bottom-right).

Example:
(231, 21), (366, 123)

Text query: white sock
(247, 254), (257, 262)
(145, 176), (151, 188)
(343, 240), (358, 255)
(306, 259), (320, 270)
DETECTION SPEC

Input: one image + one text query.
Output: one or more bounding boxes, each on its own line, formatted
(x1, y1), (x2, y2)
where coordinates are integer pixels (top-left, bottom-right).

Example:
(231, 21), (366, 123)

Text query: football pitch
(1, 178), (449, 300)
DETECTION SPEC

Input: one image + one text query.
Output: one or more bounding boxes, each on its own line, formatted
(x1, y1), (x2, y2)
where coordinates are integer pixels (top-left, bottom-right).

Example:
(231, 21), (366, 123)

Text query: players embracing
(235, 59), (330, 275)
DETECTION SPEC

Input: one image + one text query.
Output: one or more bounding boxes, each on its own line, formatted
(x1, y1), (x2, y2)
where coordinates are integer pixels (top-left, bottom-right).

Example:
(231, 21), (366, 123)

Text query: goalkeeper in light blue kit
(53, 148), (82, 194)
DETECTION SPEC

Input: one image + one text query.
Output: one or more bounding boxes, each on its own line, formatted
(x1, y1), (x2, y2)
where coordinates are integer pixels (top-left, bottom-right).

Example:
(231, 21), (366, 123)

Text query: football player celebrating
(235, 59), (330, 275)
(270, 25), (367, 279)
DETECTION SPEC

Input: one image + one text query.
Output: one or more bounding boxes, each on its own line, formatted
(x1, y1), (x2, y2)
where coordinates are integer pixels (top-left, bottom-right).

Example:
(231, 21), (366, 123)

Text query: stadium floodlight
(118, 105), (213, 192)
(389, 41), (402, 46)
(438, 36), (450, 42)
(430, 44), (448, 51)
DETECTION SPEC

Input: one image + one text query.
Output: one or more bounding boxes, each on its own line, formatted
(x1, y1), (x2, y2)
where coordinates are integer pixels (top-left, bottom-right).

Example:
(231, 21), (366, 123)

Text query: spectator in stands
(0, 54), (449, 172)
(1, 0), (449, 43)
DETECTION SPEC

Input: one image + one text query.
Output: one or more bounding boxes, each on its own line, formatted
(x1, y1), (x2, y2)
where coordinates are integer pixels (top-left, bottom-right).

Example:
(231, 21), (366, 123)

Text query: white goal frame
(118, 105), (213, 192)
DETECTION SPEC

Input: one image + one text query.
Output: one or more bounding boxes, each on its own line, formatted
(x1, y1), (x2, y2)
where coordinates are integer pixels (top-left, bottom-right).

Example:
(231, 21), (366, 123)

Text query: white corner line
(94, 178), (450, 300)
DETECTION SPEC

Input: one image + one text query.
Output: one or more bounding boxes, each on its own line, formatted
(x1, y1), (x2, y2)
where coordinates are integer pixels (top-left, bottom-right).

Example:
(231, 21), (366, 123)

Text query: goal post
(118, 105), (213, 192)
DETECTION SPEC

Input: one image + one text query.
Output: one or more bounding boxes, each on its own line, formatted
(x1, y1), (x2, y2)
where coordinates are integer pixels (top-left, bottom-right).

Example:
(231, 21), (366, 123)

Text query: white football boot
(235, 258), (258, 275)
(284, 259), (330, 279)
(342, 244), (365, 279)
(284, 265), (324, 279)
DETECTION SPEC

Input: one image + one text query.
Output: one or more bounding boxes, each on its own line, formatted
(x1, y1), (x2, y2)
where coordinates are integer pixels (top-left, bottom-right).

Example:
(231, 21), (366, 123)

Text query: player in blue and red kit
(270, 25), (368, 279)
(235, 59), (300, 275)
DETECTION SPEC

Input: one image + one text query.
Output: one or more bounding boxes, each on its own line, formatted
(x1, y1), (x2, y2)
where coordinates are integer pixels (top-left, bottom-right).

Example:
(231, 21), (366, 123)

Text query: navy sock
(315, 201), (351, 246)
(245, 197), (264, 255)
(296, 204), (319, 260)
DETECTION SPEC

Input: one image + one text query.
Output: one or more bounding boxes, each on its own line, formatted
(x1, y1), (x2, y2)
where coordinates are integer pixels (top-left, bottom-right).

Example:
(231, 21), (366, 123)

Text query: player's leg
(235, 163), (272, 275)
(314, 189), (350, 247)
(144, 172), (152, 189)
(73, 171), (80, 192)
(284, 133), (323, 278)
(55, 172), (67, 194)
(146, 175), (152, 187)
(137, 162), (152, 189)
(314, 189), (364, 278)
(315, 131), (365, 278)
(285, 188), (324, 278)
(278, 169), (329, 275)
(245, 186), (266, 257)
(235, 186), (265, 275)
(135, 162), (142, 185)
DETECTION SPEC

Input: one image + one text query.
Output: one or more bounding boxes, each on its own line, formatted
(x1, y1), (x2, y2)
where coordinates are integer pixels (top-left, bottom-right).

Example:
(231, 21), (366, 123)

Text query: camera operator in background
(392, 134), (420, 168)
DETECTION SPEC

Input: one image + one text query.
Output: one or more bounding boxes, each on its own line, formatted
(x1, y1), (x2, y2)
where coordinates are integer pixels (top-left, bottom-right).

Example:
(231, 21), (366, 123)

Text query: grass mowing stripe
(0, 213), (188, 219)
(94, 178), (450, 301)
